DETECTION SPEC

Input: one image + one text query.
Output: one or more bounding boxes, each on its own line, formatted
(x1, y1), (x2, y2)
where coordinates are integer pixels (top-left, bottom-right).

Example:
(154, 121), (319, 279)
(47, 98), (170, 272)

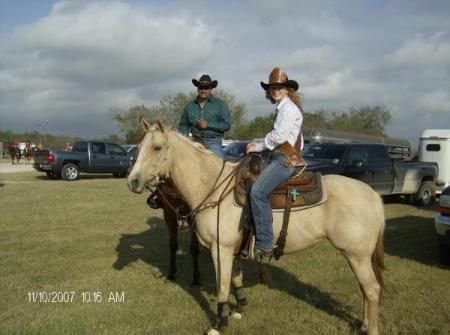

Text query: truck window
(72, 142), (88, 152)
(426, 144), (441, 152)
(302, 145), (346, 164)
(346, 147), (368, 166)
(367, 146), (391, 165)
(108, 143), (127, 156)
(92, 142), (106, 154)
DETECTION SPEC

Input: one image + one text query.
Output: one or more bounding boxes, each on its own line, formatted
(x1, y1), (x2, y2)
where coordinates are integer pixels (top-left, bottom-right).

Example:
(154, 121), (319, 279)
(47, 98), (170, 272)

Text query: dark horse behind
(8, 142), (21, 164)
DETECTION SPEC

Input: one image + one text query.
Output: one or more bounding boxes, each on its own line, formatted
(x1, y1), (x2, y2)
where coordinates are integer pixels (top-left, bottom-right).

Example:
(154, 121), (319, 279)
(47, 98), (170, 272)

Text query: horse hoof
(206, 328), (220, 335)
(231, 311), (242, 320)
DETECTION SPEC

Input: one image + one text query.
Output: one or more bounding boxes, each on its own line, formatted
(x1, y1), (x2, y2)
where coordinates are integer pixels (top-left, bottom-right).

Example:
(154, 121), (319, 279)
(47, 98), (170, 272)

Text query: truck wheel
(46, 171), (61, 179)
(439, 241), (450, 266)
(413, 181), (436, 206)
(113, 172), (126, 178)
(61, 163), (80, 181)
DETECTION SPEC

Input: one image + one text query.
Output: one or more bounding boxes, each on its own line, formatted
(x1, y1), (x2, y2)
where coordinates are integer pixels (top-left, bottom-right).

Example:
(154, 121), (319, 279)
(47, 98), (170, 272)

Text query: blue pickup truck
(33, 141), (133, 181)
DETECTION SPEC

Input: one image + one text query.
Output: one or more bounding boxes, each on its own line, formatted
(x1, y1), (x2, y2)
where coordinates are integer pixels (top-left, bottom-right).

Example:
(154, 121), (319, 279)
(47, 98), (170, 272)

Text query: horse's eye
(154, 145), (161, 151)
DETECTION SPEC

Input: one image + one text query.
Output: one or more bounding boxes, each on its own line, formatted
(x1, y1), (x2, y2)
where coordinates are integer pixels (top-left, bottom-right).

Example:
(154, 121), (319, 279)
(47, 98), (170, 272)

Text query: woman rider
(246, 67), (305, 259)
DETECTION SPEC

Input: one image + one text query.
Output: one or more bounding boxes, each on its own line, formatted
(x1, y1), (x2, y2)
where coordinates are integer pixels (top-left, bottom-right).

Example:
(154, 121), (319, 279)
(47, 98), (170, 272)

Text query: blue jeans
(250, 153), (296, 250)
(203, 137), (224, 159)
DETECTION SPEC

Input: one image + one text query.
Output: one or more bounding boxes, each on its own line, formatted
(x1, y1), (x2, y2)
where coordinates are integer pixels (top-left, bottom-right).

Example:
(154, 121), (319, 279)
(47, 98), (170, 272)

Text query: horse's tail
(371, 197), (385, 289)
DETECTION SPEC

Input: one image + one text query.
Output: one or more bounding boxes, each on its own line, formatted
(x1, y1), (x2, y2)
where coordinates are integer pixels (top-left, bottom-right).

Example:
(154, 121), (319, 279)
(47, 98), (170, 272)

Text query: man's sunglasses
(198, 86), (211, 91)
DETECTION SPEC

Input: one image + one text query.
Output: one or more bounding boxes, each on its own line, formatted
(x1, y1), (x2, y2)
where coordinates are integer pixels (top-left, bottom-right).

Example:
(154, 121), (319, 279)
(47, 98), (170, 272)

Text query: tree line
(112, 90), (392, 143)
(1, 89), (392, 148)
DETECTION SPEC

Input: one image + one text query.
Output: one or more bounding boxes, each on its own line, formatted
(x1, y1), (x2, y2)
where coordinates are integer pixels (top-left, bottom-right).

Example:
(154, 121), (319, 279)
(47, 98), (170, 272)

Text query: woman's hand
(246, 142), (257, 153)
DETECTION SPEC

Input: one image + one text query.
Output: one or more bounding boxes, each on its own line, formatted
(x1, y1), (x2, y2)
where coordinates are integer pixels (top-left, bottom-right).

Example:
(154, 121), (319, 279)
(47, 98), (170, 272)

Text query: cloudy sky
(1, 0), (449, 146)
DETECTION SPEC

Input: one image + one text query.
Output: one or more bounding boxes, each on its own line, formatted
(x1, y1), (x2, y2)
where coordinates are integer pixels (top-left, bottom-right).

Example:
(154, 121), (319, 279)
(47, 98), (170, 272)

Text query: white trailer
(419, 129), (450, 193)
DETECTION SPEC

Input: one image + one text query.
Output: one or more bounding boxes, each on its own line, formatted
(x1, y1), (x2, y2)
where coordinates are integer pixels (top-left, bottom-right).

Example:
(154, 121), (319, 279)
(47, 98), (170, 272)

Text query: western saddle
(234, 154), (325, 260)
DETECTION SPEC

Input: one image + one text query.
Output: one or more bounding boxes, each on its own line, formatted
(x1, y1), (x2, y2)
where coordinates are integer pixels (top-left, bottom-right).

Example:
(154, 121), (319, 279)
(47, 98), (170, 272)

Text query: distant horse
(23, 146), (34, 163)
(128, 119), (385, 335)
(8, 142), (20, 164)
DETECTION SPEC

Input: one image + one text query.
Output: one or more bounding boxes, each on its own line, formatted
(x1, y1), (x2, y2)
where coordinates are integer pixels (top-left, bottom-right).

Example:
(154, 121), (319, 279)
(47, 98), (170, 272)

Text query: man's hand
(246, 142), (257, 153)
(197, 119), (208, 129)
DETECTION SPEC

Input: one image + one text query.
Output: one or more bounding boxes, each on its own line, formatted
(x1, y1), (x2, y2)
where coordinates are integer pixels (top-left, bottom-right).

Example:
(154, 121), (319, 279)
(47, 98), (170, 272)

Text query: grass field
(1, 171), (449, 335)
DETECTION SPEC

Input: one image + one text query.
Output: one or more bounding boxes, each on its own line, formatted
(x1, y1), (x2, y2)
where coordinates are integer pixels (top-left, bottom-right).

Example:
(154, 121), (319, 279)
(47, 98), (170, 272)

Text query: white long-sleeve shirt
(255, 96), (303, 152)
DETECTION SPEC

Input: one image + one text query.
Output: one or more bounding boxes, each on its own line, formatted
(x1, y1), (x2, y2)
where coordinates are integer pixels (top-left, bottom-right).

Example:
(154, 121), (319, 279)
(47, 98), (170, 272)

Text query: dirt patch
(0, 162), (35, 173)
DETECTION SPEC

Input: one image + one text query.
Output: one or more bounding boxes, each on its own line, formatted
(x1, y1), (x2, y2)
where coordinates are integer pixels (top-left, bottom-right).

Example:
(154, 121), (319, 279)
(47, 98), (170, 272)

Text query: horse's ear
(155, 119), (166, 133)
(140, 117), (152, 133)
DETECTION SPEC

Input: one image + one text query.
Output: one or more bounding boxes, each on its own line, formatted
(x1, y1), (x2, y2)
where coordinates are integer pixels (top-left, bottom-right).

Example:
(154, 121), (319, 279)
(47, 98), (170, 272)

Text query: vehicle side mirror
(350, 159), (364, 167)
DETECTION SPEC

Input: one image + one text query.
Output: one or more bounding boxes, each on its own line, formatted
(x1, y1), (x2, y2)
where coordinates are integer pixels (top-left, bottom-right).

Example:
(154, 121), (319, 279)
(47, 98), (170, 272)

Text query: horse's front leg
(163, 207), (178, 281)
(231, 256), (247, 313)
(189, 225), (201, 286)
(208, 244), (235, 334)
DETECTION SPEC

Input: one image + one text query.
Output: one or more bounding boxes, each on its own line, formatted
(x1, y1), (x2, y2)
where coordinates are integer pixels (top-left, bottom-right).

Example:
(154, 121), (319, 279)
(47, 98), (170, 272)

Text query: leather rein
(152, 154), (254, 228)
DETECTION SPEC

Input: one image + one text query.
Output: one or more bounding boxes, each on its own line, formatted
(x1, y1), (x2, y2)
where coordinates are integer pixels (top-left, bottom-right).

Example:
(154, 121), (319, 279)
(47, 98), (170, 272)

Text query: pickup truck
(33, 141), (133, 181)
(303, 143), (438, 206)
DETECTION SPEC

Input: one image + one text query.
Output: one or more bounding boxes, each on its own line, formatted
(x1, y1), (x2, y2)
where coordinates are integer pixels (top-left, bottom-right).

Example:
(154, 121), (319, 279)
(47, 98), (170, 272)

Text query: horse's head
(127, 118), (171, 194)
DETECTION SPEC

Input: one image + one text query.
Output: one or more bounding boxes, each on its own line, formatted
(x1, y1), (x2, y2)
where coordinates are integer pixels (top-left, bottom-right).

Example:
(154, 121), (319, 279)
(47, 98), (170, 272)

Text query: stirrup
(239, 235), (255, 260)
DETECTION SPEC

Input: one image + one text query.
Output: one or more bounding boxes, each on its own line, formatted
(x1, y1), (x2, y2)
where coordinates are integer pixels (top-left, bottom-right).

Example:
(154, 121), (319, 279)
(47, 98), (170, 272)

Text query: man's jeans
(250, 153), (296, 250)
(203, 137), (224, 159)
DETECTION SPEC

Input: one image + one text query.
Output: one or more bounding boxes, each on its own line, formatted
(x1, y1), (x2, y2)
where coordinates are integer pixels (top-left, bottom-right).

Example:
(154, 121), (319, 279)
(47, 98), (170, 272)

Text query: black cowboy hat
(260, 67), (299, 91)
(192, 74), (218, 89)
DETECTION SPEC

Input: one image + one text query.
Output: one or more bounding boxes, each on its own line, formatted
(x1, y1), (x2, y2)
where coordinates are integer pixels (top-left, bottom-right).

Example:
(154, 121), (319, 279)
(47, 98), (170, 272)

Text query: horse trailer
(419, 129), (450, 193)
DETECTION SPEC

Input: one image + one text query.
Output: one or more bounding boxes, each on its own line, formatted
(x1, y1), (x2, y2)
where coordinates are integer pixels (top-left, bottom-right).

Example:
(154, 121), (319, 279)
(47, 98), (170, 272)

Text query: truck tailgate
(33, 150), (51, 164)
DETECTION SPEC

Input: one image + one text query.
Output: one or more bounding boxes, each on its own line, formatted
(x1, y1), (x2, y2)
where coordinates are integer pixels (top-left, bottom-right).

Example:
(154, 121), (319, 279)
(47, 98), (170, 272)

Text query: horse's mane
(170, 130), (238, 167)
(170, 131), (215, 155)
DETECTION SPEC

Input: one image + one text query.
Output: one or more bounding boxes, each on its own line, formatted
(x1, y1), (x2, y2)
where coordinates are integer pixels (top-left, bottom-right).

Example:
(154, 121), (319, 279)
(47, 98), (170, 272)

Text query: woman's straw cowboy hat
(192, 74), (218, 89)
(260, 67), (299, 91)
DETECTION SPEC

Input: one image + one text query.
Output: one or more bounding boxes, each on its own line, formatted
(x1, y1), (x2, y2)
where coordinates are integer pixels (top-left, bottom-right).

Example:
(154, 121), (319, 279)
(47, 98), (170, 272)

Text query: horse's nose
(127, 175), (142, 193)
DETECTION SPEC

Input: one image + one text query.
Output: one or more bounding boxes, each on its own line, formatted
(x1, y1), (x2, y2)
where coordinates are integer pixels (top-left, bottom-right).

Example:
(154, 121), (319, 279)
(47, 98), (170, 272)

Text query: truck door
(89, 142), (109, 172)
(366, 145), (395, 195)
(107, 143), (129, 173)
(343, 147), (371, 185)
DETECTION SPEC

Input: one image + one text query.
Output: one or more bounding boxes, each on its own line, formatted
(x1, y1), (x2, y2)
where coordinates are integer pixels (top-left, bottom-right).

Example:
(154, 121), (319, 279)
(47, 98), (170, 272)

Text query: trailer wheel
(413, 181), (436, 206)
(61, 163), (80, 181)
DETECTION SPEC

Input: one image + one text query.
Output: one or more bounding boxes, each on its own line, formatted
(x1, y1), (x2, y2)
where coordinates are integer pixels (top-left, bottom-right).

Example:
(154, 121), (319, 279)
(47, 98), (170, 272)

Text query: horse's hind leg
(347, 255), (381, 335)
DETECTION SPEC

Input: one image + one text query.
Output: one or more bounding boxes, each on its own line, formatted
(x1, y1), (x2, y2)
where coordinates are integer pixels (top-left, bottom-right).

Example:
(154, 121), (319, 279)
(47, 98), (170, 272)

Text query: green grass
(1, 171), (449, 334)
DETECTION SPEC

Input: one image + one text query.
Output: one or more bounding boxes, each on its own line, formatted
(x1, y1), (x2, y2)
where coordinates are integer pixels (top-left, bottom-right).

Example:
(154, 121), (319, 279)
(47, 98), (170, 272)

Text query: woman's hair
(265, 87), (304, 113)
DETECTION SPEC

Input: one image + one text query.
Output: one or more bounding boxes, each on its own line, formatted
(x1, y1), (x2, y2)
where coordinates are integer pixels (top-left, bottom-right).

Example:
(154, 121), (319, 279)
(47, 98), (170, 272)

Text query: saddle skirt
(234, 158), (326, 210)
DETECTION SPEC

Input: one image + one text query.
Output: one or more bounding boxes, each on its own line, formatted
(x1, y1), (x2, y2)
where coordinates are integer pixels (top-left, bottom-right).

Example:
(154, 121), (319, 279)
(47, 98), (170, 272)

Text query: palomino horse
(128, 119), (385, 335)
(8, 142), (20, 164)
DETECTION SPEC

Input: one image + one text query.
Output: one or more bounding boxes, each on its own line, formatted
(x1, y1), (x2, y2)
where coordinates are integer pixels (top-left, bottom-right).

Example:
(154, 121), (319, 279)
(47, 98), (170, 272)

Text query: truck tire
(439, 241), (450, 266)
(413, 181), (436, 206)
(46, 171), (61, 179)
(61, 163), (80, 181)
(113, 172), (127, 178)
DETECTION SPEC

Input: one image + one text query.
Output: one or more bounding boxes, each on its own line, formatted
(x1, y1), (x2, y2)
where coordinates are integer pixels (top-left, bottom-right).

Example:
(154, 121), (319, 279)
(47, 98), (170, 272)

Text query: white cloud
(384, 32), (450, 68)
(10, 1), (215, 83)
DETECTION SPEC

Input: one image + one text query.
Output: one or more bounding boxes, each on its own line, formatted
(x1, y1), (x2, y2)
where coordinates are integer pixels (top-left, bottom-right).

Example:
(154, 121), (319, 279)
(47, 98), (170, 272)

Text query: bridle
(148, 155), (253, 228)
